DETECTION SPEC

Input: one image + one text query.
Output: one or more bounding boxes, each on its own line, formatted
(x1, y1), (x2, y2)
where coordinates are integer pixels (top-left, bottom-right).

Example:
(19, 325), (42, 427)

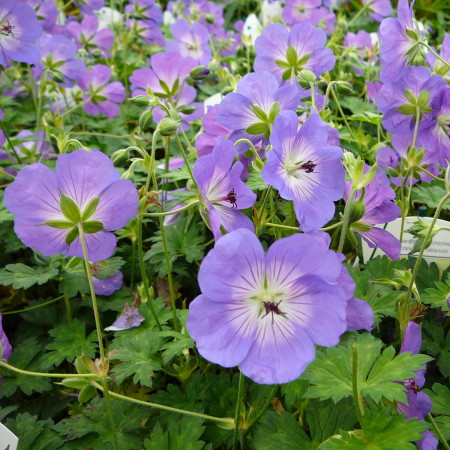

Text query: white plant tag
(0, 422), (18, 450)
(361, 217), (450, 270)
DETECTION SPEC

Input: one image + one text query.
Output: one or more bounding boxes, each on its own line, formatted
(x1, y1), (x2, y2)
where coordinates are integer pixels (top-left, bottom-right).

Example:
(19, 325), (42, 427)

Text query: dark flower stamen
(299, 160), (317, 173)
(404, 378), (421, 396)
(226, 188), (237, 209)
(1, 21), (15, 37)
(262, 300), (286, 324)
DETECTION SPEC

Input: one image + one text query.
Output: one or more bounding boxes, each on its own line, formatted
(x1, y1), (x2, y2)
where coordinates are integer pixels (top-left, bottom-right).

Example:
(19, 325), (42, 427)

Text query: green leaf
(43, 220), (75, 229)
(6, 413), (63, 450)
(303, 333), (432, 403)
(422, 384), (450, 440)
(0, 263), (59, 289)
(159, 316), (195, 364)
(82, 220), (104, 234)
(245, 122), (270, 135)
(251, 104), (269, 122)
(250, 412), (313, 450)
(306, 398), (357, 445)
(268, 102), (280, 123)
(246, 169), (268, 191)
(65, 226), (79, 245)
(0, 337), (52, 396)
(323, 408), (428, 449)
(54, 397), (148, 449)
(144, 417), (211, 450)
(422, 274), (450, 315)
(285, 45), (298, 66)
(422, 321), (450, 377)
(81, 196), (100, 221)
(397, 104), (417, 115)
(46, 319), (98, 365)
(281, 378), (309, 411)
(59, 193), (81, 223)
(412, 182), (450, 211)
(110, 330), (162, 387)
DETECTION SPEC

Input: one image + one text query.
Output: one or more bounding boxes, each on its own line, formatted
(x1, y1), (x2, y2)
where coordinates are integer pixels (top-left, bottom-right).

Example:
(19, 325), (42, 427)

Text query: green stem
(351, 344), (364, 425)
(143, 200), (200, 217)
(0, 121), (22, 163)
(248, 384), (278, 426)
(417, 167), (445, 182)
(77, 223), (106, 363)
(1, 295), (64, 315)
(310, 82), (318, 113)
(411, 107), (421, 151)
(60, 97), (92, 117)
(264, 222), (299, 232)
(347, 3), (369, 27)
(338, 189), (356, 253)
(232, 372), (245, 450)
(405, 192), (450, 304)
(71, 131), (142, 140)
(234, 138), (264, 166)
(0, 361), (98, 379)
(419, 42), (450, 68)
(330, 87), (356, 142)
(174, 133), (198, 190)
(321, 221), (343, 232)
(427, 413), (450, 450)
(92, 382), (234, 426)
(77, 224), (119, 450)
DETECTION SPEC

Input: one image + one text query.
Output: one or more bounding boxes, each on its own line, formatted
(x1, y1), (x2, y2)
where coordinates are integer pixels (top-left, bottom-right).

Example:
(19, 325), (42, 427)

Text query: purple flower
(77, 64), (125, 119)
(362, 0), (392, 22)
(376, 66), (447, 135)
(130, 51), (196, 99)
(398, 322), (438, 450)
(217, 71), (299, 140)
(0, 0), (42, 66)
(105, 305), (145, 331)
(12, 130), (51, 159)
(262, 111), (345, 232)
(27, 0), (59, 34)
(126, 18), (165, 46)
(367, 81), (382, 103)
(379, 0), (421, 83)
(93, 270), (123, 296)
(74, 0), (104, 15)
(346, 169), (401, 260)
(4, 149), (138, 262)
(34, 34), (86, 85)
(195, 105), (231, 157)
(65, 15), (114, 56)
(166, 19), (211, 66)
(343, 30), (377, 75)
(254, 22), (335, 82)
(193, 137), (256, 240)
(187, 228), (370, 384)
(0, 313), (12, 360)
(282, 0), (323, 26)
(125, 0), (163, 24)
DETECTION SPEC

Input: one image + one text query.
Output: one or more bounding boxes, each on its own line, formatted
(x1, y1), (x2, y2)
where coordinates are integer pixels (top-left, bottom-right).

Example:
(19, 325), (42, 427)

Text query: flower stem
(264, 222), (299, 232)
(1, 295), (64, 315)
(91, 381), (234, 426)
(405, 192), (450, 304)
(351, 344), (364, 425)
(174, 133), (198, 191)
(77, 223), (119, 450)
(63, 290), (72, 324)
(77, 224), (106, 363)
(347, 3), (369, 27)
(330, 87), (356, 142)
(419, 42), (450, 68)
(338, 189), (356, 253)
(427, 413), (450, 450)
(143, 200), (200, 217)
(417, 167), (445, 182)
(0, 361), (98, 378)
(232, 372), (245, 450)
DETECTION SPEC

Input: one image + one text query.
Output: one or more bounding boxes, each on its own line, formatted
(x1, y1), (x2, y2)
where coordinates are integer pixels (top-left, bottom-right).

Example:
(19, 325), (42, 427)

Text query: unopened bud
(335, 81), (354, 94)
(349, 199), (366, 223)
(189, 66), (210, 80)
(178, 105), (198, 115)
(158, 117), (181, 136)
(139, 110), (154, 131)
(297, 70), (316, 89)
(130, 95), (151, 108)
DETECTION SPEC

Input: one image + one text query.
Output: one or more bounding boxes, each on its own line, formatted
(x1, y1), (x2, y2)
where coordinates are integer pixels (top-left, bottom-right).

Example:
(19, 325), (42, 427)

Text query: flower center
(285, 159), (317, 176)
(1, 21), (15, 37)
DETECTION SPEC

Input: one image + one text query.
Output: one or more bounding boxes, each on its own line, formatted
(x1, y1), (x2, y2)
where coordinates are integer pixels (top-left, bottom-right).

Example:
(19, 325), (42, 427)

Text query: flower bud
(297, 70), (316, 89)
(335, 81), (354, 94)
(349, 199), (366, 223)
(130, 95), (151, 108)
(139, 109), (154, 131)
(111, 148), (129, 163)
(189, 66), (210, 80)
(178, 105), (198, 115)
(158, 117), (181, 136)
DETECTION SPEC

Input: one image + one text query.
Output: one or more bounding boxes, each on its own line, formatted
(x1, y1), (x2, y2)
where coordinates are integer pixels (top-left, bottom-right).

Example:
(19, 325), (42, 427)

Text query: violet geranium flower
(262, 111), (345, 232)
(398, 322), (438, 450)
(187, 228), (371, 384)
(0, 313), (12, 361)
(93, 270), (124, 296)
(194, 137), (256, 240)
(254, 22), (335, 82)
(77, 64), (125, 119)
(0, 0), (42, 66)
(216, 71), (299, 141)
(4, 149), (138, 262)
(105, 305), (145, 331)
(166, 19), (211, 66)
